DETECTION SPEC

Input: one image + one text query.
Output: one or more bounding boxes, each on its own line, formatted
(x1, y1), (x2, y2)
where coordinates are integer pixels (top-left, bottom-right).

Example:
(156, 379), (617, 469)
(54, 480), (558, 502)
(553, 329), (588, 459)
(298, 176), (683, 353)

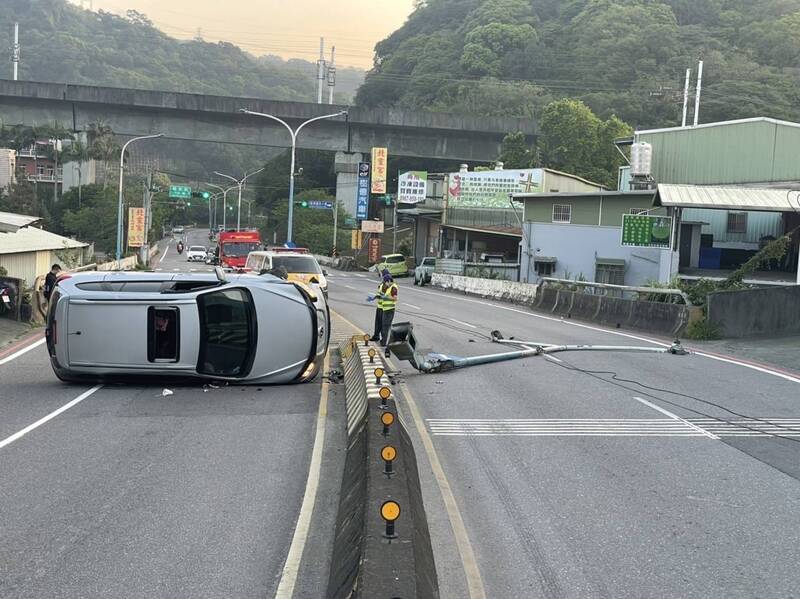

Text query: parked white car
(186, 246), (207, 262)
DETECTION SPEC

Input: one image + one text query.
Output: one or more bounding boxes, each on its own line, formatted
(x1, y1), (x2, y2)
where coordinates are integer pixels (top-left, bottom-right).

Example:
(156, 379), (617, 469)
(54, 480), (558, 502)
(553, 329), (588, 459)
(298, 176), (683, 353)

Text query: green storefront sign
(621, 214), (672, 249)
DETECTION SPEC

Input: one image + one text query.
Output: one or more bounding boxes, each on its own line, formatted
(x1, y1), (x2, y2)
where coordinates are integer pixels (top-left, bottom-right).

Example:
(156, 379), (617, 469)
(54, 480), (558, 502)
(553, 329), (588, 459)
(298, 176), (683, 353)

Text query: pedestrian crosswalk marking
(427, 418), (800, 437)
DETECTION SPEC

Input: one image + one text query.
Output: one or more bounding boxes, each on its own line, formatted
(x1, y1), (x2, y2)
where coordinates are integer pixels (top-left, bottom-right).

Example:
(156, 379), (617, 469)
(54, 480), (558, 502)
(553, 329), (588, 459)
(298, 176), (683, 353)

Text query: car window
(148, 307), (179, 362)
(245, 255), (263, 271)
(197, 288), (255, 377)
(388, 256), (405, 264)
(422, 258), (435, 266)
(190, 246), (205, 252)
(270, 255), (322, 274)
(223, 242), (260, 257)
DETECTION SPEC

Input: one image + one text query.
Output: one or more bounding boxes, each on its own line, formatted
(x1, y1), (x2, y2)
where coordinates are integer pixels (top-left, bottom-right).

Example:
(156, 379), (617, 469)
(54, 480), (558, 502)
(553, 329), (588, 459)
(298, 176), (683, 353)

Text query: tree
(498, 132), (536, 169)
(87, 121), (120, 187)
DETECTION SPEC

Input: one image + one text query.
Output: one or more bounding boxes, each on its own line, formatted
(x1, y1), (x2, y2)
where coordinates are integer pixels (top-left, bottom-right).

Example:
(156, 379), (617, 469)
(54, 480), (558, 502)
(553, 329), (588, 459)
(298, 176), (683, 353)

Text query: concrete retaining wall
(97, 256), (138, 271)
(707, 285), (800, 338)
(432, 273), (538, 304)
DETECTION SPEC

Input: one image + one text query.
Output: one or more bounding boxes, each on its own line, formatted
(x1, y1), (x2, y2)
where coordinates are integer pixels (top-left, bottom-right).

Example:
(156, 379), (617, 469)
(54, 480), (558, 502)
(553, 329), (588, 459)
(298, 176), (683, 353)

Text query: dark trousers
(373, 308), (396, 345)
(372, 308), (382, 339)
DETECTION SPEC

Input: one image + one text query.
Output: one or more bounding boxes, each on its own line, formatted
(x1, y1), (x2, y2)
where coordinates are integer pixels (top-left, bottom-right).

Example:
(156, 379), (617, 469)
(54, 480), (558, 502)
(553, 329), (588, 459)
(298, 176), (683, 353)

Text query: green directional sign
(621, 214), (672, 249)
(169, 185), (192, 199)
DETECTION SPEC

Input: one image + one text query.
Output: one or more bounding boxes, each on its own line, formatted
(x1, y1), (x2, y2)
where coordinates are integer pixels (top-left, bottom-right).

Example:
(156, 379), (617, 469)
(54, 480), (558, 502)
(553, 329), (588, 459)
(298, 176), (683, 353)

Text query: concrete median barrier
(551, 289), (574, 317)
(328, 336), (439, 599)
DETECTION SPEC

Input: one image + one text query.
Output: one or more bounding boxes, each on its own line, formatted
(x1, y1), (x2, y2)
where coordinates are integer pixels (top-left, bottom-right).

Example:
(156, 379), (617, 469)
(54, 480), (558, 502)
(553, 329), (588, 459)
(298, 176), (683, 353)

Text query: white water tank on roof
(630, 142), (652, 177)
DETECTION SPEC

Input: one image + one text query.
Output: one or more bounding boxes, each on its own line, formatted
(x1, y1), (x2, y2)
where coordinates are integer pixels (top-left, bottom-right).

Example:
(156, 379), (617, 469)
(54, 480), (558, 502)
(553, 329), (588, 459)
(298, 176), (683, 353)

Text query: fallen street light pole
(386, 323), (687, 374)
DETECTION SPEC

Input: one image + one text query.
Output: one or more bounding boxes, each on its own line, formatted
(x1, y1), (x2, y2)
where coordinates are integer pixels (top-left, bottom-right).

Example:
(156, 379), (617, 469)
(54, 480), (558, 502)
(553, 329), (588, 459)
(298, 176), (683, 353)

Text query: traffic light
(298, 200), (309, 208)
(191, 191), (211, 200)
(383, 195), (393, 206)
(187, 201), (191, 207)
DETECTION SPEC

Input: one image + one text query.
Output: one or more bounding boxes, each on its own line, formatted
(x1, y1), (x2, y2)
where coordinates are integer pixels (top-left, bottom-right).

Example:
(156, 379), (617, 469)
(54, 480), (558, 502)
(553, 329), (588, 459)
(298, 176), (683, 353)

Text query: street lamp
(206, 182), (237, 231)
(213, 168), (264, 231)
(116, 133), (164, 264)
(239, 108), (347, 244)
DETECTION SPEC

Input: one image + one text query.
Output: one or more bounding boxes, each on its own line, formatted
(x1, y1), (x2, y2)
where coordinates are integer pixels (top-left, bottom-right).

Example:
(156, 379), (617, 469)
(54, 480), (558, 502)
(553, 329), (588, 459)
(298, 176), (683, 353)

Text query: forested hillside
(0, 0), (362, 102)
(356, 0), (800, 128)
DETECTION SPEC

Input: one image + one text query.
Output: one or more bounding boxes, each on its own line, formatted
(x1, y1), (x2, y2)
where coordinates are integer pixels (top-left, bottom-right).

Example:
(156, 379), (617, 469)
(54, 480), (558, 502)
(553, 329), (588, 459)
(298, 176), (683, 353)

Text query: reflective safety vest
(378, 282), (398, 311)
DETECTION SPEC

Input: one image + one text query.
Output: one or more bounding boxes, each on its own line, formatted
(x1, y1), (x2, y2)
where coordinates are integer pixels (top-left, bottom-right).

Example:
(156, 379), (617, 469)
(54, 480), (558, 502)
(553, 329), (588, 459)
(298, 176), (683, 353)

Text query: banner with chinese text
(446, 169), (543, 208)
(128, 207), (145, 247)
(398, 171), (427, 204)
(371, 147), (388, 194)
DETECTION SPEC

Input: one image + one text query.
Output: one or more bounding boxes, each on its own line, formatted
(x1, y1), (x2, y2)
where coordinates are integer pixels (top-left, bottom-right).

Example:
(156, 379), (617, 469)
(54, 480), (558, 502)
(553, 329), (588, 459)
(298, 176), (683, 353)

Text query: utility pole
(393, 199), (399, 253)
(11, 22), (19, 81)
(327, 46), (336, 105)
(317, 37), (326, 104)
(693, 60), (703, 127)
(332, 197), (338, 256)
(681, 68), (690, 127)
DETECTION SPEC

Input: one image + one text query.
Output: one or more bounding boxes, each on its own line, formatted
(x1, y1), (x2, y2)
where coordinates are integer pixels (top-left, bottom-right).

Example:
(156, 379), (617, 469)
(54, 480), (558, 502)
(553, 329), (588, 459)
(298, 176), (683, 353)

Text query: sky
(74, 0), (416, 69)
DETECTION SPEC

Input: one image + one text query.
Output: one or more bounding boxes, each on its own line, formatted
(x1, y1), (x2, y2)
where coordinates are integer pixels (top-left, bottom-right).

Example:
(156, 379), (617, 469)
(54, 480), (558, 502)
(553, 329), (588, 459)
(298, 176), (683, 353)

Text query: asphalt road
(327, 271), (800, 599)
(0, 229), (346, 599)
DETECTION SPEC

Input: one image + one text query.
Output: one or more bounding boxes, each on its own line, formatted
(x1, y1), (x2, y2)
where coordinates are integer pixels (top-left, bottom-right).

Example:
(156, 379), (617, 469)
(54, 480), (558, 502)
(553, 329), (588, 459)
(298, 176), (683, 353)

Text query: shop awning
(533, 256), (557, 263)
(441, 224), (522, 237)
(596, 257), (626, 266)
(655, 184), (798, 212)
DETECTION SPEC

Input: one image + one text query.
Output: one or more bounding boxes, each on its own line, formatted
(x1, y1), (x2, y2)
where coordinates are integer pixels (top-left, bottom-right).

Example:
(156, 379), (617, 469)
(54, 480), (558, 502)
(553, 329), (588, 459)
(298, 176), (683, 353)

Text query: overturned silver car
(45, 270), (329, 384)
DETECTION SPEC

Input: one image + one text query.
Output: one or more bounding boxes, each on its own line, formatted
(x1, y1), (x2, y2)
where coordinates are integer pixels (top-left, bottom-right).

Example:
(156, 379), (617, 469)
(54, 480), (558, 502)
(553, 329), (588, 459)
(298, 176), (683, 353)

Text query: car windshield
(222, 242), (260, 257)
(189, 246), (205, 252)
(270, 255), (322, 274)
(196, 288), (255, 377)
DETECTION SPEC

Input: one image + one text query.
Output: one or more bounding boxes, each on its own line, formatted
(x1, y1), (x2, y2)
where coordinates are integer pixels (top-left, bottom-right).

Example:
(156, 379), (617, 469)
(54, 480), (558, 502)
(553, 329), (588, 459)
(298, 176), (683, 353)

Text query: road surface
(0, 229), (346, 599)
(327, 270), (800, 599)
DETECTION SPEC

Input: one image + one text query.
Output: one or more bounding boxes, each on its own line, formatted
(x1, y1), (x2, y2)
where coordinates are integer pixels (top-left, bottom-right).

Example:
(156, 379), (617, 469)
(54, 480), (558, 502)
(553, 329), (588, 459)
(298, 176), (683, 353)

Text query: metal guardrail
(538, 277), (693, 306)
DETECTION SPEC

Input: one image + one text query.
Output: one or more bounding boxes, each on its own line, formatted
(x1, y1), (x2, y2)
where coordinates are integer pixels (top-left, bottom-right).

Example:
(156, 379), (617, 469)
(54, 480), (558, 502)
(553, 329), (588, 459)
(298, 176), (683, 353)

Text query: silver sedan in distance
(45, 270), (329, 384)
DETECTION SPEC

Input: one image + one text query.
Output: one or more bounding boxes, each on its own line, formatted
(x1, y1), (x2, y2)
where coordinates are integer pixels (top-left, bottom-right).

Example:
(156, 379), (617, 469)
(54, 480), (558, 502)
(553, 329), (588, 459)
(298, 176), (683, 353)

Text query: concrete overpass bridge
(0, 79), (538, 215)
(0, 80), (537, 162)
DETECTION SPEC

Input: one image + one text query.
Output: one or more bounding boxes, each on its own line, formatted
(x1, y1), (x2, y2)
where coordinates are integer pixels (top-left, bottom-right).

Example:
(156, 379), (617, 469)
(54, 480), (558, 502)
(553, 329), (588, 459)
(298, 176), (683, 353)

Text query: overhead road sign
(169, 185), (192, 199)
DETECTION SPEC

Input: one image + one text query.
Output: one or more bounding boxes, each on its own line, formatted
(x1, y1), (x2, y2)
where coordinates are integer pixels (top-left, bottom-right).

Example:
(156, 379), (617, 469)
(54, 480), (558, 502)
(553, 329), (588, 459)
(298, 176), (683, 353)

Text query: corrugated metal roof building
(634, 118), (800, 185)
(0, 226), (89, 287)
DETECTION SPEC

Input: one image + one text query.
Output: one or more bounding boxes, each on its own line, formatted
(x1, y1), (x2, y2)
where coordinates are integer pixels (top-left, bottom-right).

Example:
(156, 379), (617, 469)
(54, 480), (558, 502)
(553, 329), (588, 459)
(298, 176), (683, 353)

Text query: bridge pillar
(335, 151), (363, 217)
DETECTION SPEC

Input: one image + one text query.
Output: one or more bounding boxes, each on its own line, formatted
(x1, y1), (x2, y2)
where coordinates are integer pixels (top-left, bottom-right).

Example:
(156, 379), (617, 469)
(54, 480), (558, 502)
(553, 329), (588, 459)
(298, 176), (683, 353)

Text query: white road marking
(354, 273), (366, 278)
(0, 385), (103, 450)
(449, 318), (477, 329)
(404, 303), (421, 310)
(159, 243), (169, 263)
(344, 285), (357, 290)
(0, 338), (46, 366)
(155, 268), (163, 272)
(634, 397), (719, 439)
(402, 285), (800, 385)
(275, 351), (331, 598)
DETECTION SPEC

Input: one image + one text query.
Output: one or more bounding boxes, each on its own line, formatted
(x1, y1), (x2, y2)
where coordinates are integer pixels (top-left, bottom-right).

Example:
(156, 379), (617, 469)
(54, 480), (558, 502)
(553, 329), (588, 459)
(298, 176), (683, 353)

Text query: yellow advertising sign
(351, 229), (363, 250)
(128, 207), (145, 247)
(371, 147), (388, 194)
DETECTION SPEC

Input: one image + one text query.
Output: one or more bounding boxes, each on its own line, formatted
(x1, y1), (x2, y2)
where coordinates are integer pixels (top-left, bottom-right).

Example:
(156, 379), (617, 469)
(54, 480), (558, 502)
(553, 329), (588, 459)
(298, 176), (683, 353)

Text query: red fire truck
(216, 230), (262, 269)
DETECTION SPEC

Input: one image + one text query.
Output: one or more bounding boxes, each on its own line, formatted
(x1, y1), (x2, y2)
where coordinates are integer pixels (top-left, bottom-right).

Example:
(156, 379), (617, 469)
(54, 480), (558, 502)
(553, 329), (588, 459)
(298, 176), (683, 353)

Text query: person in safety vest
(369, 269), (390, 342)
(368, 272), (399, 356)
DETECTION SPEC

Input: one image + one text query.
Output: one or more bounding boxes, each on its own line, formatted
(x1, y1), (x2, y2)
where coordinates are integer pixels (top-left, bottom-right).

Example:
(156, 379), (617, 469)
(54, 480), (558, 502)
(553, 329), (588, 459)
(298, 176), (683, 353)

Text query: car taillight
(56, 274), (72, 284)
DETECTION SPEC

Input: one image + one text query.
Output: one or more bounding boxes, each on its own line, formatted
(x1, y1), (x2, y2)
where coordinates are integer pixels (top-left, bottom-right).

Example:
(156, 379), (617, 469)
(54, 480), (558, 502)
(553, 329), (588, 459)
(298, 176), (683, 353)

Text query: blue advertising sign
(307, 200), (333, 210)
(356, 162), (370, 220)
